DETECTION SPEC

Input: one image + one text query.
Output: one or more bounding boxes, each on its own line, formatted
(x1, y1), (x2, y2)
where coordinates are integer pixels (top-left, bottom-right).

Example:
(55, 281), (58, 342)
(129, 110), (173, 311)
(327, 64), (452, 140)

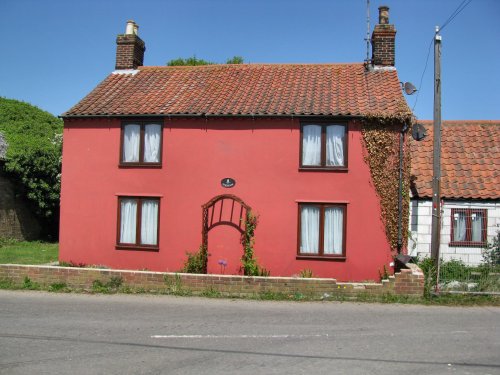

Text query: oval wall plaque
(221, 178), (236, 188)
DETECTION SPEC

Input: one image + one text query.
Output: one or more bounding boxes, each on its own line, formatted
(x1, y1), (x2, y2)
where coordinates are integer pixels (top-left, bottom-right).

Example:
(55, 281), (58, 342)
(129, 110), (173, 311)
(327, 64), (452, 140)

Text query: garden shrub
(0, 97), (62, 239)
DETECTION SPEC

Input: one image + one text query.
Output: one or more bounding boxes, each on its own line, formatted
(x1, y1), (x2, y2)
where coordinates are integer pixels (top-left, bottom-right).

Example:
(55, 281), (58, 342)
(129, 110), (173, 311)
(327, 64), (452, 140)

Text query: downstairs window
(117, 196), (160, 250)
(298, 203), (346, 259)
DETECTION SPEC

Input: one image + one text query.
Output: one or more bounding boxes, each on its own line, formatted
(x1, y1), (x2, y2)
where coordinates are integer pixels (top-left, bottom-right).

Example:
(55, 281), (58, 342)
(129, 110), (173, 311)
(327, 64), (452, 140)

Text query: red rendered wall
(59, 118), (393, 281)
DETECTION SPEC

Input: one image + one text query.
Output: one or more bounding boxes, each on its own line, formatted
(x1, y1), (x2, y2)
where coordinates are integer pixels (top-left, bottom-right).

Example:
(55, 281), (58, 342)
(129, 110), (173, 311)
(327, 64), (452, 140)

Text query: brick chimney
(115, 20), (146, 70)
(371, 6), (396, 67)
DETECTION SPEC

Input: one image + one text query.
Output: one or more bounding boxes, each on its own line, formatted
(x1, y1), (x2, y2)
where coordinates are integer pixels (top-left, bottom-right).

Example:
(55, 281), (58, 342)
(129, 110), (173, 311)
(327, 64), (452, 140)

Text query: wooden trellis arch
(201, 194), (251, 272)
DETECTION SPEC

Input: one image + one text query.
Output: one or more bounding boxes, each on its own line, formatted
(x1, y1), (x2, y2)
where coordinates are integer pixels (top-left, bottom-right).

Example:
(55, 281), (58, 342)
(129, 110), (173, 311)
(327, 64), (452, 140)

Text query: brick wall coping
(0, 264), (424, 298)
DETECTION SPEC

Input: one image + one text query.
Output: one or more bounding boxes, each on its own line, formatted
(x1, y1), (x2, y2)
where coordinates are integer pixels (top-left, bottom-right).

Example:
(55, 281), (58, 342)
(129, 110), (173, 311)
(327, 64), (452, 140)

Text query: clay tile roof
(63, 64), (409, 118)
(411, 121), (500, 200)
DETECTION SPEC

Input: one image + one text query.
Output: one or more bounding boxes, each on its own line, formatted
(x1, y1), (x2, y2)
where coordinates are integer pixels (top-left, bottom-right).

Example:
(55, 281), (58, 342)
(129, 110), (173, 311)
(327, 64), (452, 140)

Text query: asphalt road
(0, 291), (499, 375)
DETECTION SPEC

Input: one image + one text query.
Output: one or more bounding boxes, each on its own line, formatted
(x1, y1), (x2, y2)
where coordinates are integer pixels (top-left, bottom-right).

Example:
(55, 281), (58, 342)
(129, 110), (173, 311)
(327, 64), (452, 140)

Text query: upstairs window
(297, 203), (346, 259)
(117, 196), (160, 250)
(450, 208), (487, 247)
(301, 123), (347, 169)
(121, 122), (162, 166)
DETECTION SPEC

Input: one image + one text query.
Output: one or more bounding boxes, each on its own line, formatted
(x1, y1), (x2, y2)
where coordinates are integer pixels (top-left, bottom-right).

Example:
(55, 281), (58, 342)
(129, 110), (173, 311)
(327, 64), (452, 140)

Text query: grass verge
(0, 238), (58, 265)
(0, 276), (498, 306)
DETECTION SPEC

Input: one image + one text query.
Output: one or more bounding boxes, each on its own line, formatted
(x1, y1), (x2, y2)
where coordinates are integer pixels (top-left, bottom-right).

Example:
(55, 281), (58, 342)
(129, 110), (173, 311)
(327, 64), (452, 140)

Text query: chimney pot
(378, 6), (390, 24)
(125, 20), (135, 35)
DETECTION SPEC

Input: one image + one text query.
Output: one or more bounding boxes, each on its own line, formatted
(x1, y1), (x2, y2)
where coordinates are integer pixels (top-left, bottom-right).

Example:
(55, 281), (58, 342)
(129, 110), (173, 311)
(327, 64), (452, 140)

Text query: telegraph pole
(431, 26), (442, 278)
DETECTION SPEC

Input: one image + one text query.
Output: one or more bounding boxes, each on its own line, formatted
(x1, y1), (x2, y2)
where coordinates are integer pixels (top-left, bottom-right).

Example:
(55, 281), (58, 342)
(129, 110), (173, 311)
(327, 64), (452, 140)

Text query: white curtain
(144, 124), (161, 163)
(453, 212), (466, 242)
(300, 206), (319, 253)
(324, 207), (343, 254)
(123, 124), (140, 162)
(120, 199), (137, 243)
(471, 213), (483, 242)
(141, 200), (159, 245)
(326, 125), (345, 166)
(302, 125), (321, 166)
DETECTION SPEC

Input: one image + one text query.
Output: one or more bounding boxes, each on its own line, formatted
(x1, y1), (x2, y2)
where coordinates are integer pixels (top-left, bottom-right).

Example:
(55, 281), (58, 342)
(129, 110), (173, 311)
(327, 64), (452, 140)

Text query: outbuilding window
(300, 123), (347, 169)
(450, 208), (487, 247)
(117, 196), (160, 250)
(120, 122), (162, 166)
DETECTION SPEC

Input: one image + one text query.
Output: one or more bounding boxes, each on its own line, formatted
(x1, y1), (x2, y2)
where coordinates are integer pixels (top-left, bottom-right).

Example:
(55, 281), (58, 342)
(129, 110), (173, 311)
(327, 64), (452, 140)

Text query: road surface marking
(151, 334), (329, 339)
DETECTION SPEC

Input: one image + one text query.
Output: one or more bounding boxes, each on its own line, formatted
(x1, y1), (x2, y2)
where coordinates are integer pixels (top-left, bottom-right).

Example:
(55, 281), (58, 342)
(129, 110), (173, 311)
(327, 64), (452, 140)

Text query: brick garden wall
(0, 170), (40, 240)
(0, 264), (424, 298)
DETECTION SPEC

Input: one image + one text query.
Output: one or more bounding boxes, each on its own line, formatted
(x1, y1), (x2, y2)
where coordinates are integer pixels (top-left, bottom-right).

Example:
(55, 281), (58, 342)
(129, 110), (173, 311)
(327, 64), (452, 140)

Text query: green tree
(166, 55), (244, 66)
(0, 97), (63, 239)
(167, 56), (214, 66)
(226, 56), (244, 64)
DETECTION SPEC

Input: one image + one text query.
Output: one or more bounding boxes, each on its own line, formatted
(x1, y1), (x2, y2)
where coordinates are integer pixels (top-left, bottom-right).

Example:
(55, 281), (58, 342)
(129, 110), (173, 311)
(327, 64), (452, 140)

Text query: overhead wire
(439, 0), (472, 32)
(412, 38), (433, 112)
(411, 0), (473, 112)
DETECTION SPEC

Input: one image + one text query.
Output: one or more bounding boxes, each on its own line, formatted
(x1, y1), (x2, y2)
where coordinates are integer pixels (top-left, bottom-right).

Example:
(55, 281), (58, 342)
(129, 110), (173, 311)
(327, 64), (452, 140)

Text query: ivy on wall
(240, 212), (268, 276)
(361, 113), (413, 252)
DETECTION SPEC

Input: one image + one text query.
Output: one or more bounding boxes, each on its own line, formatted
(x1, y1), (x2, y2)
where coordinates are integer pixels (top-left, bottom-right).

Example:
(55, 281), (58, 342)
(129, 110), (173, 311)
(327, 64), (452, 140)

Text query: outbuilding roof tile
(410, 121), (500, 200)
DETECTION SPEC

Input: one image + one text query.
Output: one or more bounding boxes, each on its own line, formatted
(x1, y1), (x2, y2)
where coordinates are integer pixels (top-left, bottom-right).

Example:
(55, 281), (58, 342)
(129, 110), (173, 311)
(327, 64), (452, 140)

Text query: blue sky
(1, 0), (499, 120)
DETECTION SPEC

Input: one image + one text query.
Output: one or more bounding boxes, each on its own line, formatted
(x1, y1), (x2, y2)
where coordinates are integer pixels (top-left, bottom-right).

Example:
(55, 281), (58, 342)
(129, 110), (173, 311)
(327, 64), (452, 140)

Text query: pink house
(60, 8), (411, 281)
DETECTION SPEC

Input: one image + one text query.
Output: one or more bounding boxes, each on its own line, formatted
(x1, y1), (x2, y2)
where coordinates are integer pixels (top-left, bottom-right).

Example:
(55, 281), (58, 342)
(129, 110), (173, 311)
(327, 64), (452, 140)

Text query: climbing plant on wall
(240, 212), (268, 276)
(361, 112), (413, 252)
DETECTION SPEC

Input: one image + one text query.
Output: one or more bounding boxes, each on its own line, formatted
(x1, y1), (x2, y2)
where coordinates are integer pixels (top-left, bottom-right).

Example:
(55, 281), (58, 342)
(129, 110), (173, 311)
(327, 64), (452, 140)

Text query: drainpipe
(397, 123), (409, 254)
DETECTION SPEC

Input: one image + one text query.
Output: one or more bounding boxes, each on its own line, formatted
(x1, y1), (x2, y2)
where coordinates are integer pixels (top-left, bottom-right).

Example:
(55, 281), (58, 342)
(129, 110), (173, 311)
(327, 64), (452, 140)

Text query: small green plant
(256, 291), (288, 300)
(0, 278), (15, 289)
(182, 245), (208, 274)
(440, 259), (471, 281)
(299, 269), (314, 278)
(108, 276), (123, 289)
(91, 276), (123, 293)
(48, 282), (68, 292)
(258, 268), (271, 277)
(292, 292), (306, 300)
(163, 273), (183, 293)
(200, 286), (222, 298)
(378, 265), (390, 281)
(91, 280), (107, 293)
(418, 257), (437, 298)
(22, 276), (40, 290)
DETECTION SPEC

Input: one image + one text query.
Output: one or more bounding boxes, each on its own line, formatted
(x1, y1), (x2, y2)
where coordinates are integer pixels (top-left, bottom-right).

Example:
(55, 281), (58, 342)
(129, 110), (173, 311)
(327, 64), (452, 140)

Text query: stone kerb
(0, 264), (424, 298)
